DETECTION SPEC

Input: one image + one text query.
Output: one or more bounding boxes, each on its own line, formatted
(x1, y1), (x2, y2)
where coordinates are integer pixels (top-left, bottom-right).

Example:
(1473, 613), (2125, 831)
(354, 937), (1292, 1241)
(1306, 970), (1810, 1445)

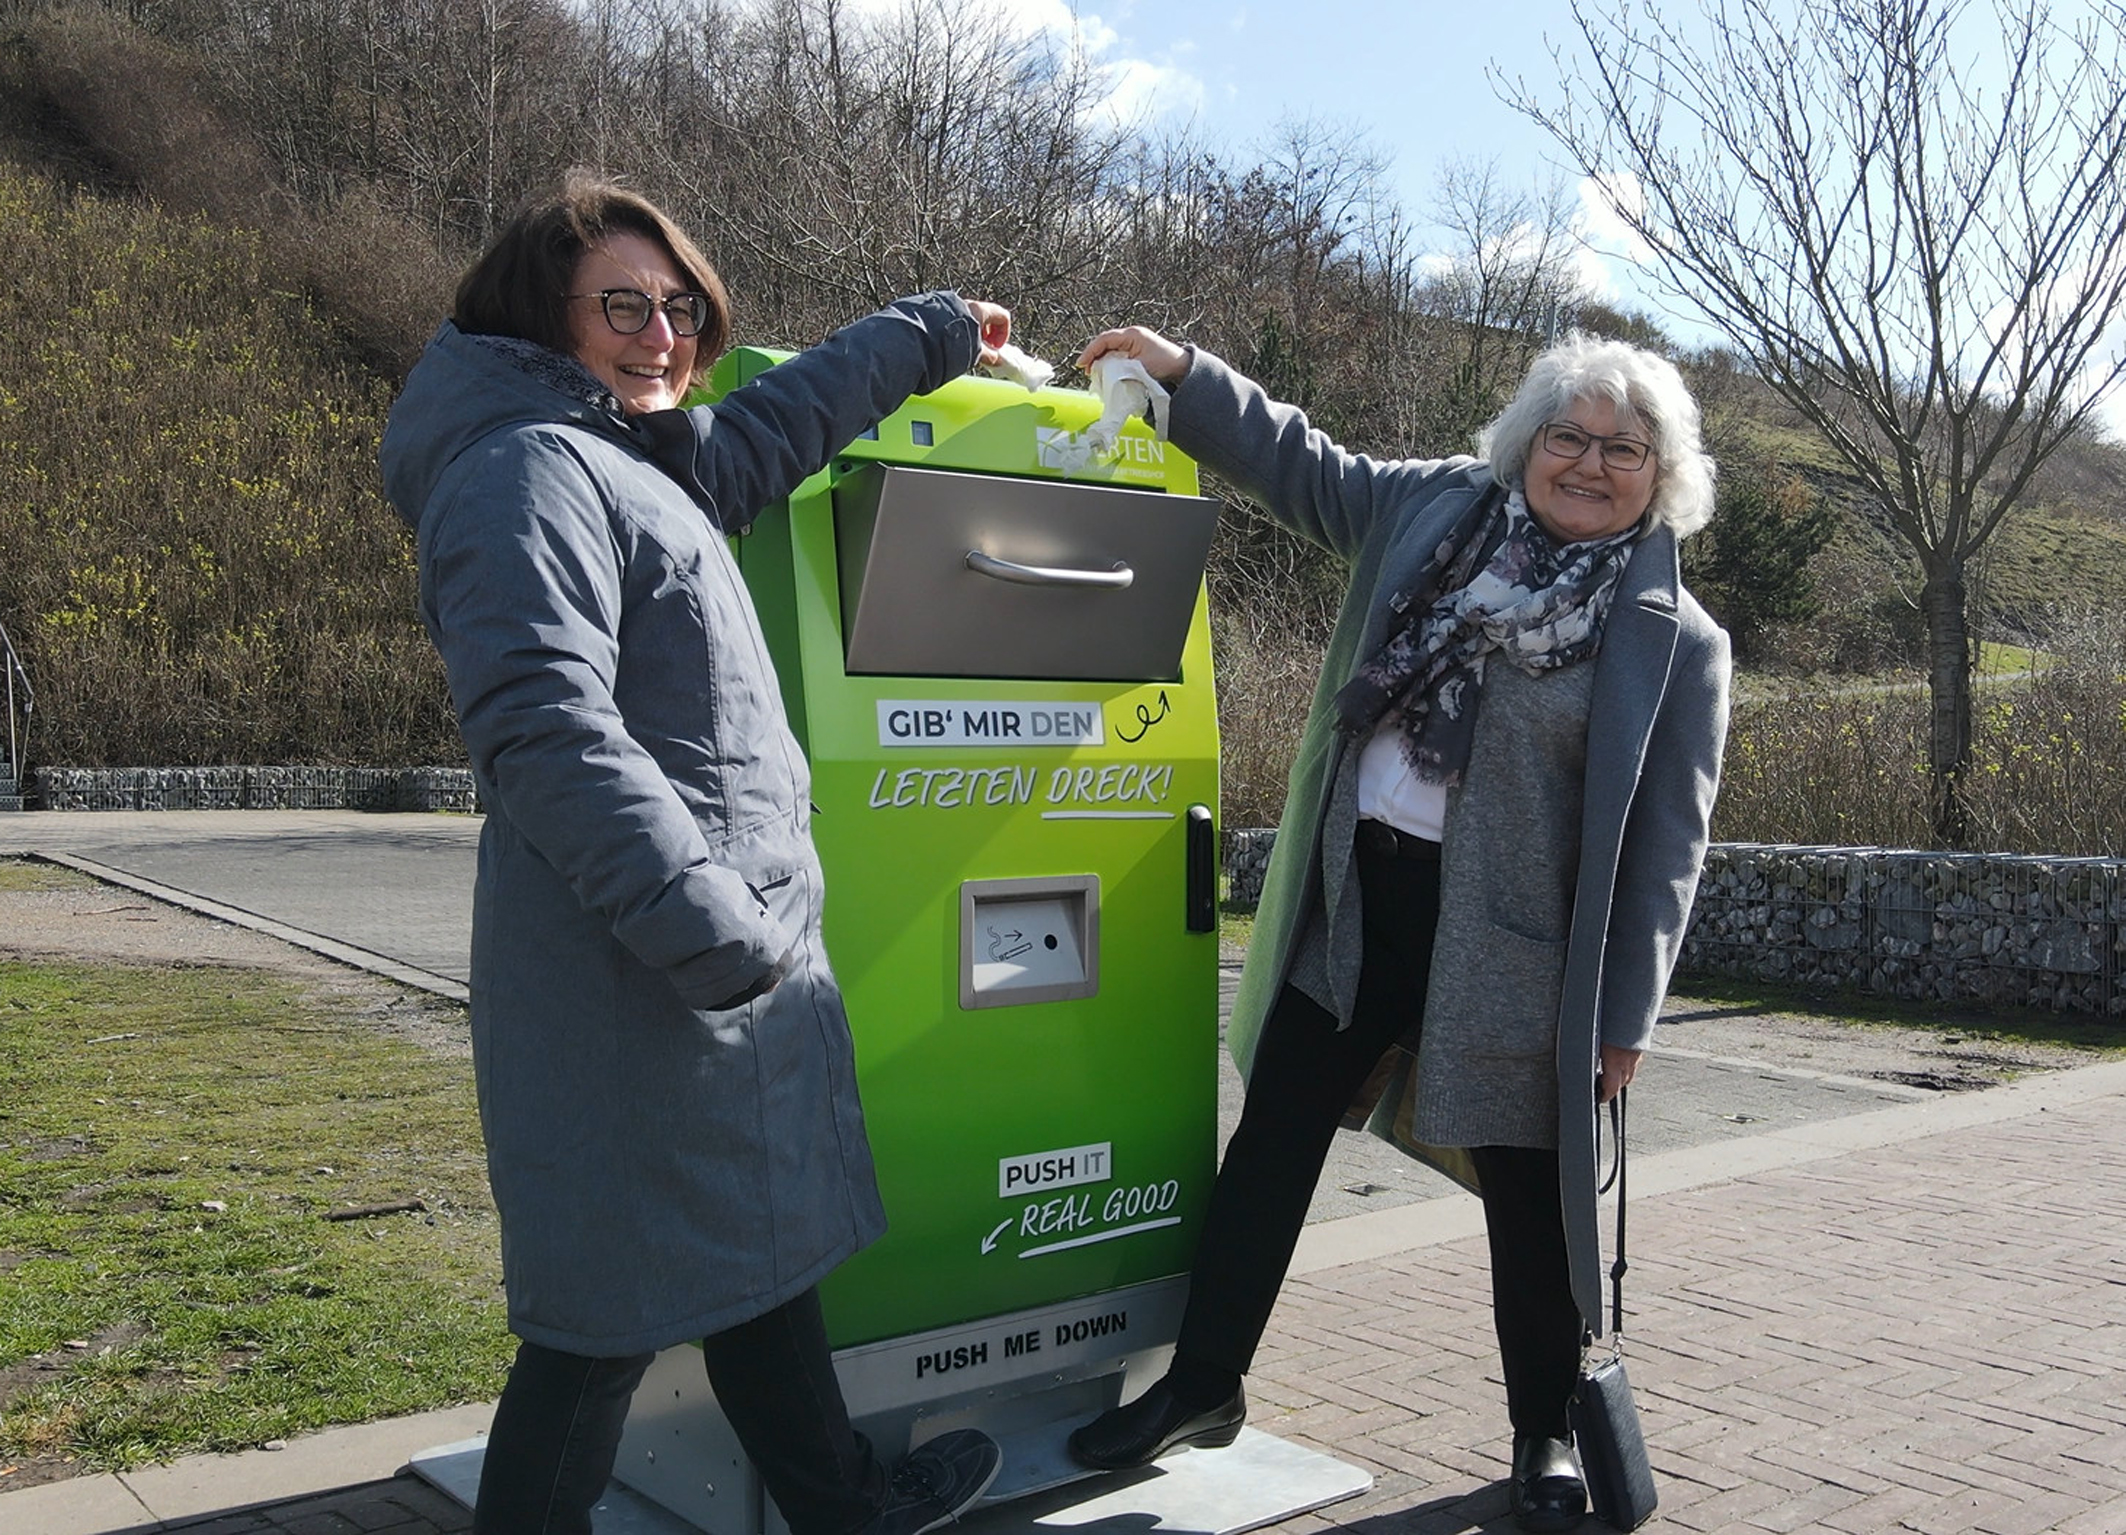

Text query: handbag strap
(1599, 1088), (1629, 1338)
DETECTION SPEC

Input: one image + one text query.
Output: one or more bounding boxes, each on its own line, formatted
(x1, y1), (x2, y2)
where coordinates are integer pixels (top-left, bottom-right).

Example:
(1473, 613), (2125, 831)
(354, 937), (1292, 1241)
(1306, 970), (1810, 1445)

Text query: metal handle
(965, 550), (1134, 589)
(1185, 804), (1217, 933)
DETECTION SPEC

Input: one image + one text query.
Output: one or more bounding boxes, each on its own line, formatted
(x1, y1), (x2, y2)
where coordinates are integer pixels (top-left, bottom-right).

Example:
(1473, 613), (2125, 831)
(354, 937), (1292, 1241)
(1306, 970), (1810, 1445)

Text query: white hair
(1478, 332), (1717, 539)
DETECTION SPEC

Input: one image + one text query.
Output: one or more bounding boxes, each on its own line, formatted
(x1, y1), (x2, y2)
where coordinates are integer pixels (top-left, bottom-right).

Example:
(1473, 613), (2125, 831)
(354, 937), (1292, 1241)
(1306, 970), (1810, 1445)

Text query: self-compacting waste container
(612, 354), (1225, 1531)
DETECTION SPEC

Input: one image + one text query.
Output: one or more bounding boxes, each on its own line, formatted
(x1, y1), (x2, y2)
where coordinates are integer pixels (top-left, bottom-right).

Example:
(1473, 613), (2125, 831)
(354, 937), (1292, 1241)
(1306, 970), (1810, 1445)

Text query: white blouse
(1354, 714), (1448, 841)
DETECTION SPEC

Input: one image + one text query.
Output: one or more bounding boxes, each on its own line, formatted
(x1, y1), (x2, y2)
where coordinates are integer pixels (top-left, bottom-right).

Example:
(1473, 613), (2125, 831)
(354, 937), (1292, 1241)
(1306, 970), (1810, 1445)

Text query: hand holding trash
(1081, 354), (1169, 453)
(1076, 326), (1190, 387)
(1074, 326), (1186, 453)
(964, 299), (1014, 368)
(980, 341), (1055, 391)
(969, 321), (1188, 463)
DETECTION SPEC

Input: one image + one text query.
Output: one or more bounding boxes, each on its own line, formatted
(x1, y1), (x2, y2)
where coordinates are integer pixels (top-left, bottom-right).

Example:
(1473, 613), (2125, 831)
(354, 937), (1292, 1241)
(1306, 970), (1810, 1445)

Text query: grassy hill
(0, 161), (459, 766)
(1701, 409), (2126, 672)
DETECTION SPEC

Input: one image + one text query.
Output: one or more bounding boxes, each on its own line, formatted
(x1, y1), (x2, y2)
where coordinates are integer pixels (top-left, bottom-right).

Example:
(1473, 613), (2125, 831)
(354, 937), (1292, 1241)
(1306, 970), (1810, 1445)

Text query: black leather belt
(1356, 819), (1441, 861)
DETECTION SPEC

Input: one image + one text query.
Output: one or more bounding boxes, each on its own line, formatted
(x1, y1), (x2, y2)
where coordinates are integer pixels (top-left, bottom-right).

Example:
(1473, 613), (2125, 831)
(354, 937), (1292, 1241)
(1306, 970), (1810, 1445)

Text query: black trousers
(473, 1287), (885, 1535)
(1175, 830), (1583, 1439)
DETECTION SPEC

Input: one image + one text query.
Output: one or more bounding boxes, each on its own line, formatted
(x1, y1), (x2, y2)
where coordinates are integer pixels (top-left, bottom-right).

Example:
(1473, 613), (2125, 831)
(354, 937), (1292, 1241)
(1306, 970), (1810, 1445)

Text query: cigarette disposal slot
(960, 875), (1099, 1009)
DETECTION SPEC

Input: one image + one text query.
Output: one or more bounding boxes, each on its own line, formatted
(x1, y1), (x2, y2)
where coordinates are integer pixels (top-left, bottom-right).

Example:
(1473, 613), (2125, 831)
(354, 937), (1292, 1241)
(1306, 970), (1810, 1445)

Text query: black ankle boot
(1067, 1379), (1246, 1470)
(1510, 1434), (1586, 1532)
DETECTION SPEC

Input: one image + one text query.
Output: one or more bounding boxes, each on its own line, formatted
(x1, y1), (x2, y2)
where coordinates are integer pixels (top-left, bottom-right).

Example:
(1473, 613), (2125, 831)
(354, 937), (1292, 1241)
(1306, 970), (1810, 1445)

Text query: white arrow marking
(1018, 1216), (1182, 1259)
(980, 1219), (1013, 1255)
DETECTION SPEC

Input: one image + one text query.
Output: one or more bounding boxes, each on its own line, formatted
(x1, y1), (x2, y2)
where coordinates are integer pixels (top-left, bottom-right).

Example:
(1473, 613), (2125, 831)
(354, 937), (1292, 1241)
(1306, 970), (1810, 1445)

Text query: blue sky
(1085, 0), (1584, 210)
(1016, 0), (2126, 438)
(1033, 0), (1665, 316)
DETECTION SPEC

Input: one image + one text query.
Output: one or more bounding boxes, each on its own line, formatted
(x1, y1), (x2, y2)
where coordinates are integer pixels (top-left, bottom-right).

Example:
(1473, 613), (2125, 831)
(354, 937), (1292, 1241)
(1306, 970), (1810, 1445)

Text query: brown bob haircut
(452, 171), (732, 383)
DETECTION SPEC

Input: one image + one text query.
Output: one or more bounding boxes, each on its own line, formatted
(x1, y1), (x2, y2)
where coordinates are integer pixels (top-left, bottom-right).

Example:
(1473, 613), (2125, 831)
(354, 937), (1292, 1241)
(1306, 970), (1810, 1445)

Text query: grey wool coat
(1170, 349), (1730, 1335)
(380, 292), (982, 1355)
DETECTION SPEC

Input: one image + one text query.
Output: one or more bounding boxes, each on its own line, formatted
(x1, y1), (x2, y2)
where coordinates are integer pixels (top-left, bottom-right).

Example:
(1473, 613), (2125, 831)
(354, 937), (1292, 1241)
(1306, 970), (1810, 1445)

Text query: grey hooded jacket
(379, 292), (981, 1355)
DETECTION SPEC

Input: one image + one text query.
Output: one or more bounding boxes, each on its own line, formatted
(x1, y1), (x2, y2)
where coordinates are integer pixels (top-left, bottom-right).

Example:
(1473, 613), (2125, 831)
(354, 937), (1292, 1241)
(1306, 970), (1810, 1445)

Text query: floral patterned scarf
(1332, 486), (1638, 786)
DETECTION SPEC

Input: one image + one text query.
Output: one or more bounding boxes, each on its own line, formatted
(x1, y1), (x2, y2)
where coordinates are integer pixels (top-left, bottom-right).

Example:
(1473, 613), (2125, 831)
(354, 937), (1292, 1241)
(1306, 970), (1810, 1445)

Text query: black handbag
(1569, 1090), (1659, 1531)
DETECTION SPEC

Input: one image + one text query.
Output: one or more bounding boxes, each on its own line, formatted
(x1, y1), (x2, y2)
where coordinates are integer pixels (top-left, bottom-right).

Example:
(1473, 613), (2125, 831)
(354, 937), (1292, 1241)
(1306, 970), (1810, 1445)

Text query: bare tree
(622, 0), (1135, 353)
(1502, 0), (2126, 843)
(1413, 156), (1590, 452)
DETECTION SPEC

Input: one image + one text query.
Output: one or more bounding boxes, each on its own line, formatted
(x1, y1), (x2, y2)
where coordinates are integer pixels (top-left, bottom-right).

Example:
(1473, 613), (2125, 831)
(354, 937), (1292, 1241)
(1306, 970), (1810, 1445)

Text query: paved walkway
(3, 812), (2124, 1533)
(0, 811), (479, 992)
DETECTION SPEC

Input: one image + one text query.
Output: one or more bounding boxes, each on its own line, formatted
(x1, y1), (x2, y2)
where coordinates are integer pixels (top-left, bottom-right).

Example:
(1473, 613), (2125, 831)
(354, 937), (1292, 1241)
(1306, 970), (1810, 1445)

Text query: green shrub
(1715, 608), (2126, 855)
(0, 163), (459, 765)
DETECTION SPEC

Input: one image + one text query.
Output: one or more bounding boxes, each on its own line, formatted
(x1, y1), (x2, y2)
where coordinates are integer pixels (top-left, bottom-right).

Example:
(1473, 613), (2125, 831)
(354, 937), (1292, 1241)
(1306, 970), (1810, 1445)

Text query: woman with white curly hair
(1064, 327), (1729, 1532)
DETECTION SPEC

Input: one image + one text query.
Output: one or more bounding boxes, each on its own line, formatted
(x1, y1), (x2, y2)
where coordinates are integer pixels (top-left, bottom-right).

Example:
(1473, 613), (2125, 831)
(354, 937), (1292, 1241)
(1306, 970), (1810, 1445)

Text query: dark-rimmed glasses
(1537, 421), (1655, 472)
(567, 288), (712, 338)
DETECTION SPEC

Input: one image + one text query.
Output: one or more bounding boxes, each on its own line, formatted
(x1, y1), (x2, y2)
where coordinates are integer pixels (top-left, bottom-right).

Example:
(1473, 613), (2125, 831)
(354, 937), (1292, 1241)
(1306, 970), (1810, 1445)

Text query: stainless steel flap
(834, 463), (1215, 682)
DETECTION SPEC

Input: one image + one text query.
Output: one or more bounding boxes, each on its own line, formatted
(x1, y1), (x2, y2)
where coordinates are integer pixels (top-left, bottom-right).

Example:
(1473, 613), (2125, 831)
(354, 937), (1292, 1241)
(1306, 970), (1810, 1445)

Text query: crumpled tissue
(980, 343), (1055, 391)
(1082, 355), (1170, 453)
(973, 345), (1173, 470)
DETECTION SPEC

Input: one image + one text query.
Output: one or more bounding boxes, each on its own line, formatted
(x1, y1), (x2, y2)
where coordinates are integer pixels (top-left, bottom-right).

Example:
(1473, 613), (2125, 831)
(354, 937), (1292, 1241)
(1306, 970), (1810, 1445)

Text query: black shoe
(1067, 1379), (1246, 1470)
(866, 1428), (1003, 1535)
(1509, 1434), (1586, 1532)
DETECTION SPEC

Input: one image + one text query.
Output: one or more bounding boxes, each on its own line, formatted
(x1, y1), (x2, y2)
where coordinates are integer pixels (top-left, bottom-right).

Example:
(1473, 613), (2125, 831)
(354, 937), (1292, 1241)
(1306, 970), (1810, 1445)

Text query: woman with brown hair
(382, 173), (1010, 1535)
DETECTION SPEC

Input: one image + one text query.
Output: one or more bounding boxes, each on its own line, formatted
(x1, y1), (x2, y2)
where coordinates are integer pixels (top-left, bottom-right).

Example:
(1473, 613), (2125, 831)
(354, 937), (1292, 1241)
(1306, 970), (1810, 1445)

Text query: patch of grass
(1670, 974), (2126, 1057)
(1976, 640), (2041, 677)
(0, 860), (83, 894)
(1985, 501), (2126, 623)
(0, 957), (507, 1475)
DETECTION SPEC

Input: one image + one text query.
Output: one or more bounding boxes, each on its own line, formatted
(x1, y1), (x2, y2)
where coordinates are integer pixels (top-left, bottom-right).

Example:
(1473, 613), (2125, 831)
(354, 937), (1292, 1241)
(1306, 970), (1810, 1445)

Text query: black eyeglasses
(1537, 421), (1655, 472)
(567, 288), (712, 338)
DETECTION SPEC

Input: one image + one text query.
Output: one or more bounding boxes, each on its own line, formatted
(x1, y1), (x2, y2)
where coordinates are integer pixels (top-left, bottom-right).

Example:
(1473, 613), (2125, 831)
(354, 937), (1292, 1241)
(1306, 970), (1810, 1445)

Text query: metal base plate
(413, 1428), (1370, 1535)
(977, 1429), (1372, 1535)
(412, 1438), (700, 1535)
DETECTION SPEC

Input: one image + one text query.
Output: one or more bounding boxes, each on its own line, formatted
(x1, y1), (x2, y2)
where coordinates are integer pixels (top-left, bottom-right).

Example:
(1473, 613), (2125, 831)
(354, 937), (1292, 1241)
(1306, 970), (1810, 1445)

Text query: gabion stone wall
(1226, 827), (1278, 909)
(1224, 829), (2126, 1018)
(1687, 844), (2121, 1016)
(32, 766), (479, 813)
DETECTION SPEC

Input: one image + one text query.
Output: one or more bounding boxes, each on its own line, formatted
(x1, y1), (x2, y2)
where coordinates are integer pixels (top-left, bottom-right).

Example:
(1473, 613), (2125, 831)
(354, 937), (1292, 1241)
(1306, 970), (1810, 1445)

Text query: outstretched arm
(1079, 324), (1476, 564)
(637, 291), (1008, 531)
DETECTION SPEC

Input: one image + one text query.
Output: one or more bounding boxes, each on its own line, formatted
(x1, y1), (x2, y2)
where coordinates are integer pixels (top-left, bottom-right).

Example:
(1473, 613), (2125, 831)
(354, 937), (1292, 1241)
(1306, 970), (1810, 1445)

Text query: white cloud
(831, 0), (1084, 33)
(1570, 244), (1620, 301)
(735, 0), (1203, 137)
(1098, 55), (1204, 127)
(992, 0), (1088, 32)
(819, 0), (1205, 131)
(1568, 171), (1667, 306)
(2097, 392), (2126, 445)
(1413, 216), (1603, 306)
(1055, 7), (1205, 129)
(1573, 173), (1655, 265)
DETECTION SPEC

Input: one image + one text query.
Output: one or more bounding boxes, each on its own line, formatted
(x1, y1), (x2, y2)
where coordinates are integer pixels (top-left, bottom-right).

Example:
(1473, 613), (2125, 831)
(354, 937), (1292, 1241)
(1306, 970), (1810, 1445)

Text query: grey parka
(380, 293), (981, 1355)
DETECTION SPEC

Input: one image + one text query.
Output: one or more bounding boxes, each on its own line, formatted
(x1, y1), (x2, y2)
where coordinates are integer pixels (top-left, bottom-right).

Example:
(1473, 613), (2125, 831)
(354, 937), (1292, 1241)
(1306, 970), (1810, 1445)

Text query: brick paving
(1244, 1089), (2126, 1535)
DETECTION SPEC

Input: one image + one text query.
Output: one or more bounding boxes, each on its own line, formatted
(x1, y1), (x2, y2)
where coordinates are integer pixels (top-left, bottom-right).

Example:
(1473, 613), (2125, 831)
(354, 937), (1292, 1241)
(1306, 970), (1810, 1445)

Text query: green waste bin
(614, 358), (1224, 1530)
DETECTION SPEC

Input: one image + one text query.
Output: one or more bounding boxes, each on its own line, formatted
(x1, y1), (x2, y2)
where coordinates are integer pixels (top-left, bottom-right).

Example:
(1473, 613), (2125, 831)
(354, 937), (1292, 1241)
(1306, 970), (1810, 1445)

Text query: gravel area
(0, 863), (470, 1057)
(1655, 991), (2097, 1090)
